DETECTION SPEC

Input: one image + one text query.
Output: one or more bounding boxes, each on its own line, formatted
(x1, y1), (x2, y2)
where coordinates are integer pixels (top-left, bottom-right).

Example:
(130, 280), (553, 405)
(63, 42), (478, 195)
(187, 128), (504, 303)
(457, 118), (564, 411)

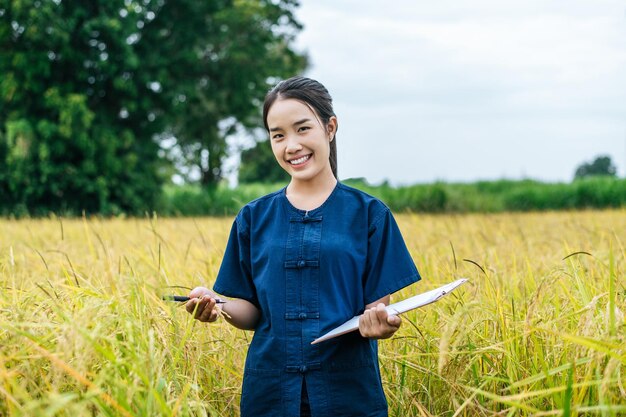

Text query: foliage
(0, 1), (165, 215)
(362, 178), (626, 213)
(159, 182), (285, 216)
(156, 177), (626, 217)
(152, 0), (306, 187)
(0, 0), (306, 215)
(238, 139), (290, 184)
(1, 212), (624, 415)
(574, 155), (617, 179)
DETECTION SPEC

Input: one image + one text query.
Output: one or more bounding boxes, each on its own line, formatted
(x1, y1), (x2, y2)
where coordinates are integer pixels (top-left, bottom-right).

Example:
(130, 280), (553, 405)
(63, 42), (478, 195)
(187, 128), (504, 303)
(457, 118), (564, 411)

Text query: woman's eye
(272, 134), (283, 140)
(298, 126), (310, 132)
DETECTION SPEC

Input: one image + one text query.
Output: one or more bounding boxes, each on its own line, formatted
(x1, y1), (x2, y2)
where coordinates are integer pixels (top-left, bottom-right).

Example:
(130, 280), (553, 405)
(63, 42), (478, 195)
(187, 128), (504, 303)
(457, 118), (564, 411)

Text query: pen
(162, 295), (227, 303)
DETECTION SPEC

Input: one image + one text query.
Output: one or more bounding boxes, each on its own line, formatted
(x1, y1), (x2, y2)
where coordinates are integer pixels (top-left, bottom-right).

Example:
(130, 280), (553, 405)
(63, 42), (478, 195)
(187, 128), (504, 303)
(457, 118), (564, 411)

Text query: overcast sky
(290, 0), (626, 185)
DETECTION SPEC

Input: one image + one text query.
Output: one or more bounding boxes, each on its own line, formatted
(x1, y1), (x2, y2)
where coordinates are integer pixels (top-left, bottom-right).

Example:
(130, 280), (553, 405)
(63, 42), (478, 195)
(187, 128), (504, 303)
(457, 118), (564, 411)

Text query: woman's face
(266, 98), (336, 184)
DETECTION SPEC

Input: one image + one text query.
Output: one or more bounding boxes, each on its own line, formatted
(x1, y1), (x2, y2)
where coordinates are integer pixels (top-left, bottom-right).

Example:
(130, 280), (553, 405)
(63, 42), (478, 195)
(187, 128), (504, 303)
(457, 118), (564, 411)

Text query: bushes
(501, 178), (626, 211)
(156, 177), (626, 217)
(158, 183), (283, 216)
(3, 178), (624, 217)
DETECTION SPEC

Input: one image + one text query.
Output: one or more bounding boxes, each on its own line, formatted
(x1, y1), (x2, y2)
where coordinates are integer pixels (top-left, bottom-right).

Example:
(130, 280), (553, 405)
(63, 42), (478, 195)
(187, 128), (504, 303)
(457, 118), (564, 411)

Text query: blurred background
(1, 0), (624, 216)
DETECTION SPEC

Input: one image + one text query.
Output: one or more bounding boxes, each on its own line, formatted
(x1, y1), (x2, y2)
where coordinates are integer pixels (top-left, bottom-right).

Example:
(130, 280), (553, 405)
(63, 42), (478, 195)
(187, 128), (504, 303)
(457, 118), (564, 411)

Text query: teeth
(289, 155), (310, 165)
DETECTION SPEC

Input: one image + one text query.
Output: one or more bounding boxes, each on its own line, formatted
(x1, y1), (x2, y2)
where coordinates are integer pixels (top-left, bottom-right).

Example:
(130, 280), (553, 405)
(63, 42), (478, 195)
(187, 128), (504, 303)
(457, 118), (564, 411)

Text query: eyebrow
(269, 118), (312, 132)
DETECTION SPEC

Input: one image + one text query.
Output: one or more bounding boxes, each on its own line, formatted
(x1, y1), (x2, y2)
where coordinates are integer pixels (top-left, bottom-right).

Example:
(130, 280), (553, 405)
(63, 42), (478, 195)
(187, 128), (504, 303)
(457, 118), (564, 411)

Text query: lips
(288, 154), (311, 165)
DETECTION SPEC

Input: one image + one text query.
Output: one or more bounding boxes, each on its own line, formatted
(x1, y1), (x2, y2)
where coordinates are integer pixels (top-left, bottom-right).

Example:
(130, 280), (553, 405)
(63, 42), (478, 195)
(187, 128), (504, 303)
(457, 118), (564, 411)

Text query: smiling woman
(185, 76), (421, 417)
(264, 77), (339, 177)
(263, 77), (339, 211)
(266, 98), (337, 209)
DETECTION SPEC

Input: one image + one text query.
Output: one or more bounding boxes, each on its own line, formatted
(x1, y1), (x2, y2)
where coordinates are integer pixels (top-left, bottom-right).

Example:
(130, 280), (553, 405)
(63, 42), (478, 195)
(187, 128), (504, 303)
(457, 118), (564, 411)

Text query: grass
(0, 210), (625, 416)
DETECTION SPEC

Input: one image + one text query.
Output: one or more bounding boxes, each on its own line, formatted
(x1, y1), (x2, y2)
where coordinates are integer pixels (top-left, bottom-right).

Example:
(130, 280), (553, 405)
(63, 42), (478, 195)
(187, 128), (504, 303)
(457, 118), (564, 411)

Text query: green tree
(238, 139), (290, 184)
(0, 0), (305, 214)
(143, 0), (306, 187)
(0, 1), (165, 214)
(574, 155), (617, 180)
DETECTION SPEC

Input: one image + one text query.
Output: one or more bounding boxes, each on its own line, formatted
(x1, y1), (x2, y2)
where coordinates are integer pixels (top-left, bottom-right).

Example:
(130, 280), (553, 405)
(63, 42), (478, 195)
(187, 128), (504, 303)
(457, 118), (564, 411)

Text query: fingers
(359, 303), (401, 339)
(198, 296), (219, 322)
(387, 314), (402, 328)
(186, 286), (219, 322)
(359, 308), (372, 332)
(185, 298), (196, 314)
(374, 303), (388, 324)
(185, 293), (220, 323)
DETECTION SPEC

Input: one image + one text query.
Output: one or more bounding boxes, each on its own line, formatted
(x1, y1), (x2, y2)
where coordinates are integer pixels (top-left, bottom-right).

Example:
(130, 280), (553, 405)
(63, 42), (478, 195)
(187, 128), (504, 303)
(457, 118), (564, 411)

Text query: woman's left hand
(358, 303), (402, 339)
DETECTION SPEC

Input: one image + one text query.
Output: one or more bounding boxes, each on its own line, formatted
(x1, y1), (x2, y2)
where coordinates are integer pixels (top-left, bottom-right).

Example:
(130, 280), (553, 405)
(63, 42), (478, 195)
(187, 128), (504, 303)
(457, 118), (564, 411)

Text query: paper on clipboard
(311, 278), (468, 345)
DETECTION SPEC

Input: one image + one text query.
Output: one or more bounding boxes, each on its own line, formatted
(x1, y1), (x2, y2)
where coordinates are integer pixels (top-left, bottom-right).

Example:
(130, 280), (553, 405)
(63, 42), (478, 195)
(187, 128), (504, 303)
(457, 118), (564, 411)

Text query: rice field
(0, 210), (624, 416)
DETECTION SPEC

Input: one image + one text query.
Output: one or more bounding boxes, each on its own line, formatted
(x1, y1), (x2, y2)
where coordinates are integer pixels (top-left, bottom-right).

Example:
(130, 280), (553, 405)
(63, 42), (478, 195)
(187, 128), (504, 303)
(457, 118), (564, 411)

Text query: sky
(289, 0), (626, 185)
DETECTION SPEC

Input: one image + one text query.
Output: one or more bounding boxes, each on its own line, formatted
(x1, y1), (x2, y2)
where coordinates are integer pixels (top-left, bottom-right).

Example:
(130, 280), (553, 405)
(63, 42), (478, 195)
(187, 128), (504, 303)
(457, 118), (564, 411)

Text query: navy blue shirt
(213, 182), (420, 417)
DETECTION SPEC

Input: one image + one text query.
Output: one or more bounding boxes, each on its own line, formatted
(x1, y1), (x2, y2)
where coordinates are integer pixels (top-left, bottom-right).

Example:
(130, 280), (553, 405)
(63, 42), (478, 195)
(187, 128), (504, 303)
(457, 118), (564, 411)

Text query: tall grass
(0, 210), (624, 416)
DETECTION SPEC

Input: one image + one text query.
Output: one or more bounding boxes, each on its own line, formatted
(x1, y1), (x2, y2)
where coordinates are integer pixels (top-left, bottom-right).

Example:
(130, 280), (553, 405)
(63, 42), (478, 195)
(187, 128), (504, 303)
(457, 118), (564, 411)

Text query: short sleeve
(363, 207), (421, 305)
(212, 212), (259, 307)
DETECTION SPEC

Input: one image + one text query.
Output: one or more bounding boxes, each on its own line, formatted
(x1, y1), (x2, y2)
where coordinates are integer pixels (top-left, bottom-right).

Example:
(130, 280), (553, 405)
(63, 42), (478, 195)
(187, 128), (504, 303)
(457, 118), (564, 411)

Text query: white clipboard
(311, 278), (468, 344)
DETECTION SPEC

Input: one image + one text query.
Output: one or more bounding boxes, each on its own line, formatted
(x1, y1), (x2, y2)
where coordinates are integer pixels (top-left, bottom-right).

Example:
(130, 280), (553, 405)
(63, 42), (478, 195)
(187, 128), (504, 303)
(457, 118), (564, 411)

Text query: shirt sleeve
(363, 207), (421, 305)
(212, 212), (259, 307)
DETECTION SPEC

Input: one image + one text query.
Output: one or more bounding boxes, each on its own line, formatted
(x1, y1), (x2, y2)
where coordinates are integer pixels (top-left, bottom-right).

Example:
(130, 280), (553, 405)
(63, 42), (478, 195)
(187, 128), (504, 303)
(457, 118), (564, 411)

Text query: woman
(186, 76), (420, 417)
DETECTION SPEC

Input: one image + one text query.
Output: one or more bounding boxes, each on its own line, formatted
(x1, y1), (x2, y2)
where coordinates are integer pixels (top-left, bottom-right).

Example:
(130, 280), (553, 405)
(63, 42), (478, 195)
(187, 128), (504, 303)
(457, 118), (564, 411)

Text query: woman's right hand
(185, 286), (220, 322)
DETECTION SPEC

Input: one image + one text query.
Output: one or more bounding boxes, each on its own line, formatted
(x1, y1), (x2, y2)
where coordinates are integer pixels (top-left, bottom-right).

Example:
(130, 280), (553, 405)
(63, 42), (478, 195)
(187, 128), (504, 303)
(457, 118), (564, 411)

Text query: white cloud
(293, 1), (626, 183)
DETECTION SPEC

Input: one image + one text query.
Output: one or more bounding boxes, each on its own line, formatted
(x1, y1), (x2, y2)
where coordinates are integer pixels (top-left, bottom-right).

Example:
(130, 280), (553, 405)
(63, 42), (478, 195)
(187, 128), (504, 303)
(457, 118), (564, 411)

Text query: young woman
(186, 76), (420, 417)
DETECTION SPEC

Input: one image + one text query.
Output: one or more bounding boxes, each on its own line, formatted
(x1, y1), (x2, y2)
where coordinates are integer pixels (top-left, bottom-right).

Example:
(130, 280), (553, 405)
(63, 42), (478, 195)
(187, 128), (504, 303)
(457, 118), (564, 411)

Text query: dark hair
(263, 76), (338, 178)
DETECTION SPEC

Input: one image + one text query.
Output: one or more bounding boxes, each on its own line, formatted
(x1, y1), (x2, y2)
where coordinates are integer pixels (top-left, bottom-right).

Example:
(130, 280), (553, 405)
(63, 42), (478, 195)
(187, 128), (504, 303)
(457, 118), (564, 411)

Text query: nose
(285, 135), (302, 153)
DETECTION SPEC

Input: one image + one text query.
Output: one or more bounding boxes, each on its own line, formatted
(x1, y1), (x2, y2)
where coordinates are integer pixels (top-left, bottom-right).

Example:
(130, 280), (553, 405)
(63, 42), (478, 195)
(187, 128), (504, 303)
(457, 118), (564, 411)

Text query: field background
(0, 210), (625, 416)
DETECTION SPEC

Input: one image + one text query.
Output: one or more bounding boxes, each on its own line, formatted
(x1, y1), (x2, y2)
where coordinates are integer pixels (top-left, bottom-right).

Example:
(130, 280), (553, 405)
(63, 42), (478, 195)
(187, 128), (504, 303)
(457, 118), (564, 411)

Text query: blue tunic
(213, 182), (420, 417)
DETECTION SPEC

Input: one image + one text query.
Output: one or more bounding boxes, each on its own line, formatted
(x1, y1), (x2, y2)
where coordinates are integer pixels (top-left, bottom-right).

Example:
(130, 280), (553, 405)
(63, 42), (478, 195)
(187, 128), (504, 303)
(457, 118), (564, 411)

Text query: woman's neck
(286, 170), (337, 212)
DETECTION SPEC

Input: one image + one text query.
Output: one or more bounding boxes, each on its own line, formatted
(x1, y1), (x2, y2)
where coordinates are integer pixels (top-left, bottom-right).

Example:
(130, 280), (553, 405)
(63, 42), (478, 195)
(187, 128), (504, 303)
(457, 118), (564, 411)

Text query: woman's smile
(288, 153), (312, 166)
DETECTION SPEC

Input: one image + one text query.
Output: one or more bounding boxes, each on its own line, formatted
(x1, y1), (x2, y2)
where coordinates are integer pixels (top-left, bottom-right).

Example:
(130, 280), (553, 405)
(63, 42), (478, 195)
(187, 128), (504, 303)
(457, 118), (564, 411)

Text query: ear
(327, 116), (338, 141)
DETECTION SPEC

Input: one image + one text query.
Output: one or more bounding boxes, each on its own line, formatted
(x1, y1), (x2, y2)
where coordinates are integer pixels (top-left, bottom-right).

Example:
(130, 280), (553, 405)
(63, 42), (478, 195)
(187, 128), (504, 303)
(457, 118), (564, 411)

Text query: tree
(0, 0), (306, 214)
(0, 1), (168, 214)
(239, 139), (289, 184)
(574, 155), (617, 180)
(143, 0), (307, 187)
